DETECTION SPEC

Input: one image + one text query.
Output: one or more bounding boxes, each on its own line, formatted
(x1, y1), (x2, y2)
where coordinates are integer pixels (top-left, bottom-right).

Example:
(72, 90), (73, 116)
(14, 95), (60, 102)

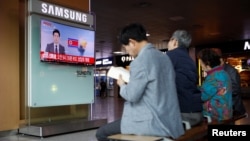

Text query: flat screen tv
(40, 19), (95, 65)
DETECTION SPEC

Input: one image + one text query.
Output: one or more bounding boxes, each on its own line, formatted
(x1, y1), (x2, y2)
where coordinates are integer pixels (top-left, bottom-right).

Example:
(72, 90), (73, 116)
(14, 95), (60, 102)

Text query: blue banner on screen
(40, 19), (95, 65)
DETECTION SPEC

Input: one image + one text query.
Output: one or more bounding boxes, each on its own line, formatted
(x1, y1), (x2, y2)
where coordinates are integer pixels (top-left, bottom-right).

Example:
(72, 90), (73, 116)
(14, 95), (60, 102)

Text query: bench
(108, 113), (248, 141)
(208, 113), (248, 125)
(108, 134), (164, 141)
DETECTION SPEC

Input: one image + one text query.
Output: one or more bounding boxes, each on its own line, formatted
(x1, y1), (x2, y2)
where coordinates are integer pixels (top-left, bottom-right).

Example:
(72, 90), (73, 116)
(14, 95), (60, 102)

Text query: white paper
(107, 66), (130, 82)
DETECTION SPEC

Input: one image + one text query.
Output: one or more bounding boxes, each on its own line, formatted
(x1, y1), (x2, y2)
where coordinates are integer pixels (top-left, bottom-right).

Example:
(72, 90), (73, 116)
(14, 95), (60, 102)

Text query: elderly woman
(197, 48), (232, 122)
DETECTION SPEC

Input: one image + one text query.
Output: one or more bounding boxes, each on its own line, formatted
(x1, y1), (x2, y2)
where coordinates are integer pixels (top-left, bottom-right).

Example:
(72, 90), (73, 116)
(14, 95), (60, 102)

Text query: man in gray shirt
(96, 23), (184, 141)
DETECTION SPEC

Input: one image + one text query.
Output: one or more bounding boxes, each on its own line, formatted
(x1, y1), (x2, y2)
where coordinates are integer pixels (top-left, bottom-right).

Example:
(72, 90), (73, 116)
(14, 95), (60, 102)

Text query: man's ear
(129, 39), (136, 46)
(173, 39), (178, 48)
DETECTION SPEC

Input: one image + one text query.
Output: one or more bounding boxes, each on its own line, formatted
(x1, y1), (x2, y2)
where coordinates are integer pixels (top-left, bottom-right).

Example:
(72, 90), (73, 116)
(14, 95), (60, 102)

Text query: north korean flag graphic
(68, 38), (79, 47)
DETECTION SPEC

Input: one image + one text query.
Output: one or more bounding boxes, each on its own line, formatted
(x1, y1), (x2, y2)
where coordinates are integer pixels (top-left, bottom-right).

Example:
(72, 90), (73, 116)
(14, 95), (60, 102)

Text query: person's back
(198, 48), (233, 122)
(201, 67), (233, 121)
(100, 81), (107, 91)
(223, 63), (246, 116)
(211, 48), (246, 117)
(121, 43), (184, 138)
(167, 47), (202, 113)
(95, 23), (184, 141)
(167, 30), (202, 127)
(100, 81), (107, 98)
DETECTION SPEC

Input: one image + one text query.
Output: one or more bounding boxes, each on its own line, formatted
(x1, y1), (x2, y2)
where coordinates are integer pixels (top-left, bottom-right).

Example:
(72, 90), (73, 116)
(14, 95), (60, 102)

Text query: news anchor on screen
(45, 29), (65, 54)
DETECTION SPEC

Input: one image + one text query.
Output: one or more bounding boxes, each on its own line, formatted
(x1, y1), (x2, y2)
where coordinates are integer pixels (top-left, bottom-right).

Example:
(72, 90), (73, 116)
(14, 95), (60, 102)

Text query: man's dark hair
(53, 29), (60, 37)
(118, 23), (148, 45)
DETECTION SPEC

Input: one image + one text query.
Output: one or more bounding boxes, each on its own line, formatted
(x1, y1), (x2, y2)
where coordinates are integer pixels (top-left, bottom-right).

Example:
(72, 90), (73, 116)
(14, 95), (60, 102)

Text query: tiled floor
(91, 96), (124, 123)
(0, 96), (249, 141)
(0, 96), (124, 141)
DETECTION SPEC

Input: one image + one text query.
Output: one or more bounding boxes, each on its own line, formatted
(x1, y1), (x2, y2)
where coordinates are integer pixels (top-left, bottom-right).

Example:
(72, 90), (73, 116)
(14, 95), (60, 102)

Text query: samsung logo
(29, 1), (94, 25)
(41, 3), (87, 23)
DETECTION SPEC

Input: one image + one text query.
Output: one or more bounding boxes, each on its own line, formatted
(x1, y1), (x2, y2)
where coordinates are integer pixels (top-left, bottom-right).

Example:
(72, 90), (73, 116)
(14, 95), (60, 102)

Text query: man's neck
(137, 41), (148, 51)
(132, 41), (148, 58)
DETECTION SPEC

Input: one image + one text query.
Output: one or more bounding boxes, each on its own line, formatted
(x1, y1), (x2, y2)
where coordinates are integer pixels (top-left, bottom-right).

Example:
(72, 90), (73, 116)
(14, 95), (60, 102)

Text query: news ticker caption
(208, 125), (250, 140)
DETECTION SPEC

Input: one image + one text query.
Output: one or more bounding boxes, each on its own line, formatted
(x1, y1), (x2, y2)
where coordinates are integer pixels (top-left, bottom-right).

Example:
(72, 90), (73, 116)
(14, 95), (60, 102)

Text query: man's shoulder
(166, 47), (186, 57)
(47, 43), (53, 46)
(224, 63), (233, 68)
(224, 64), (237, 72)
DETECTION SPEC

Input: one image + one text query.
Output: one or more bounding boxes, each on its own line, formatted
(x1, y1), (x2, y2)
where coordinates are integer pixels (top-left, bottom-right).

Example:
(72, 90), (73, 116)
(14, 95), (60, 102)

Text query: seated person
(197, 48), (233, 122)
(167, 30), (203, 127)
(96, 23), (184, 141)
(211, 48), (246, 117)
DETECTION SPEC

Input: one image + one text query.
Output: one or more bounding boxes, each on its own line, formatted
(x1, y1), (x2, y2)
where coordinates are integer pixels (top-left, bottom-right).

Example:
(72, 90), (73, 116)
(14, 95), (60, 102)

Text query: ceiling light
(146, 33), (150, 36)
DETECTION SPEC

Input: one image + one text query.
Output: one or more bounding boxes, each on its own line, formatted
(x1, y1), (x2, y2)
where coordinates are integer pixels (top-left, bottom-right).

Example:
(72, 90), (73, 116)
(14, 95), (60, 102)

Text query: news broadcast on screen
(40, 19), (95, 65)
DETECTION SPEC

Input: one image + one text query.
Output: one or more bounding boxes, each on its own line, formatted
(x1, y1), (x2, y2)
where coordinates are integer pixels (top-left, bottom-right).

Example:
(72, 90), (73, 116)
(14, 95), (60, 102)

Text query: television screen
(40, 19), (95, 65)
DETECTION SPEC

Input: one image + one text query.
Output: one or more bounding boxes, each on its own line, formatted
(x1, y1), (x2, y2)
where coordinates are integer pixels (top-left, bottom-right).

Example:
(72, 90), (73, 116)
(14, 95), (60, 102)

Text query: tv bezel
(40, 17), (95, 66)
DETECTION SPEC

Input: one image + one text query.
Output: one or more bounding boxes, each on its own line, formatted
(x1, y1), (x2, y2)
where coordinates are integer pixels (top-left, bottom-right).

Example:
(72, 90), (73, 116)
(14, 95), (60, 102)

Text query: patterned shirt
(200, 66), (233, 122)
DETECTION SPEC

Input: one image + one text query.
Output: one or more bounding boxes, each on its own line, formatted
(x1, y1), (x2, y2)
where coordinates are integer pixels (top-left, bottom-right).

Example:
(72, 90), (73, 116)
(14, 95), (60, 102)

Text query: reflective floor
(0, 96), (124, 141)
(0, 96), (250, 141)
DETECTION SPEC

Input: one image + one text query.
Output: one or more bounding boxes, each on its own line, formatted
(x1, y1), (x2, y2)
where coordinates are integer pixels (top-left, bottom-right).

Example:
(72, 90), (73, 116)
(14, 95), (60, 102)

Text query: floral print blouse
(200, 66), (233, 122)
